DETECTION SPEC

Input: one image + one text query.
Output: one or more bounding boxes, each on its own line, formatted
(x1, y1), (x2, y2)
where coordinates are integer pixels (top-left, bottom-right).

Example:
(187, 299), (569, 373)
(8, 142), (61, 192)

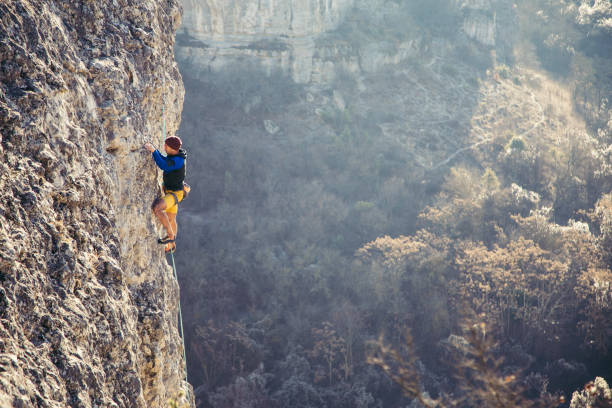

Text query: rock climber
(144, 136), (188, 253)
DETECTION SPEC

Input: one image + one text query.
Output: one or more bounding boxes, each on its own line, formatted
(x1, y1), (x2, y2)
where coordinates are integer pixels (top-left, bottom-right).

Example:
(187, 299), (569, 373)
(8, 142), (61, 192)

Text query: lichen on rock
(0, 0), (191, 407)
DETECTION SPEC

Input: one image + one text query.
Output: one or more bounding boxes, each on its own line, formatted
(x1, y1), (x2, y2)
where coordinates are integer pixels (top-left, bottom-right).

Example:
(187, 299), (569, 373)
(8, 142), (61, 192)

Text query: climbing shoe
(157, 236), (175, 244)
(164, 242), (176, 253)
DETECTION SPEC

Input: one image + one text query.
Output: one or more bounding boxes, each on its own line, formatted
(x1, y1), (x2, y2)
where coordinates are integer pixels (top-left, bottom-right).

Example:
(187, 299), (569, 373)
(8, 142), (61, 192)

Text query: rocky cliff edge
(0, 1), (190, 407)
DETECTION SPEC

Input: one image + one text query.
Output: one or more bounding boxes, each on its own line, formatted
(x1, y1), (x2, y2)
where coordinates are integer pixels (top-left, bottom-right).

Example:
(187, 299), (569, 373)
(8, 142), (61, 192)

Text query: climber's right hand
(143, 142), (155, 153)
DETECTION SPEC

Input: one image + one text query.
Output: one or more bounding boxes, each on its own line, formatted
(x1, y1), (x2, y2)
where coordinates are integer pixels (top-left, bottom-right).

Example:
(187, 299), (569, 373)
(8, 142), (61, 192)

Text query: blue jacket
(152, 149), (187, 191)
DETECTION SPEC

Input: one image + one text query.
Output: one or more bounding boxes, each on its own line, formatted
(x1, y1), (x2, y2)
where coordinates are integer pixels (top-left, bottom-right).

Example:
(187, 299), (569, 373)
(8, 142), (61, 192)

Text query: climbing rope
(162, 103), (190, 397)
(169, 249), (189, 386)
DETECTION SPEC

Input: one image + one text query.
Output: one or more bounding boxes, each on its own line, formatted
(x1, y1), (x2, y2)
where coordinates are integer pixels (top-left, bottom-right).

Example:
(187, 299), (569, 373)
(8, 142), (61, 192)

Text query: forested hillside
(174, 1), (612, 406)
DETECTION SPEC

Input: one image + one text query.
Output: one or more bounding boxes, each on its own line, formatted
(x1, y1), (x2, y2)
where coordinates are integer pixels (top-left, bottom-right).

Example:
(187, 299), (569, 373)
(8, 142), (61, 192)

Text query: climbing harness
(161, 104), (190, 398)
(168, 190), (180, 207)
(161, 185), (189, 208)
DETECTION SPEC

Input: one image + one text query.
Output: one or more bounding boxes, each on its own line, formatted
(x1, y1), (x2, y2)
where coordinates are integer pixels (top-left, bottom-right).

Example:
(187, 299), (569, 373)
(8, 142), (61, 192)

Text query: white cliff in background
(181, 0), (353, 37)
(177, 0), (355, 83)
(177, 0), (501, 84)
(459, 0), (497, 46)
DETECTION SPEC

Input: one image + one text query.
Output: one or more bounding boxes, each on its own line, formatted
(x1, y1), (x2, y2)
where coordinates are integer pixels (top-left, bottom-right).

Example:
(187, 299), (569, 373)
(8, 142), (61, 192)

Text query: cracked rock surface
(0, 1), (190, 407)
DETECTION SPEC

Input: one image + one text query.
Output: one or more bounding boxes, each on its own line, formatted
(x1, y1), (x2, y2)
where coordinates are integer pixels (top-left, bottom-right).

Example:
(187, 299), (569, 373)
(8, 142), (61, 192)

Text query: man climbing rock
(144, 136), (188, 253)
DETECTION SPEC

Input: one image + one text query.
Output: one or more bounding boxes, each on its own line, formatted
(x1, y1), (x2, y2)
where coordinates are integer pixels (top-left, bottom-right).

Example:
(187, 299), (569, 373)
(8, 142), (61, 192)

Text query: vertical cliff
(176, 0), (356, 83)
(0, 1), (190, 407)
(176, 0), (511, 84)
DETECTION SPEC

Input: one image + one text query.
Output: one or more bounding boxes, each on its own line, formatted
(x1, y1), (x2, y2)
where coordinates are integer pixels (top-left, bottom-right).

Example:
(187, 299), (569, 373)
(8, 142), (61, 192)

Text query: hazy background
(173, 1), (612, 406)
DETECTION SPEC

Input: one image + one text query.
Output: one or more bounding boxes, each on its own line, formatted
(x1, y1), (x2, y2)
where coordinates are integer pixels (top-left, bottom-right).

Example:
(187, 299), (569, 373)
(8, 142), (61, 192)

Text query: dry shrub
(367, 325), (563, 408)
(308, 321), (347, 385)
(453, 238), (575, 351)
(191, 320), (261, 388)
(511, 208), (566, 251)
(419, 167), (541, 245)
(575, 268), (612, 354)
(358, 231), (454, 346)
(367, 330), (437, 408)
(456, 205), (611, 356)
(569, 377), (612, 408)
(589, 193), (612, 267)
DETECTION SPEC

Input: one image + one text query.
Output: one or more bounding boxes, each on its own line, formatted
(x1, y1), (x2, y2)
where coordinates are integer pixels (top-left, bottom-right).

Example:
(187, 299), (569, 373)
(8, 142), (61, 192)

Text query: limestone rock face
(175, 0), (424, 84)
(181, 0), (354, 37)
(176, 0), (355, 83)
(459, 0), (497, 46)
(176, 0), (512, 84)
(0, 1), (191, 407)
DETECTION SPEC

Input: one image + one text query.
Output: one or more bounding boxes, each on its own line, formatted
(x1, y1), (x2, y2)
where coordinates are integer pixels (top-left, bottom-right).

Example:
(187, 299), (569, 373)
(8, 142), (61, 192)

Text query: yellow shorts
(162, 189), (184, 214)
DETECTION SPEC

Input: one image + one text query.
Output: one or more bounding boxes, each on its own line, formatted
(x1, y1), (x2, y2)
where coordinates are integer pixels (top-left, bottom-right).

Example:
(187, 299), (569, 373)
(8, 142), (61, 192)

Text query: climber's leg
(167, 212), (178, 238)
(151, 197), (175, 241)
